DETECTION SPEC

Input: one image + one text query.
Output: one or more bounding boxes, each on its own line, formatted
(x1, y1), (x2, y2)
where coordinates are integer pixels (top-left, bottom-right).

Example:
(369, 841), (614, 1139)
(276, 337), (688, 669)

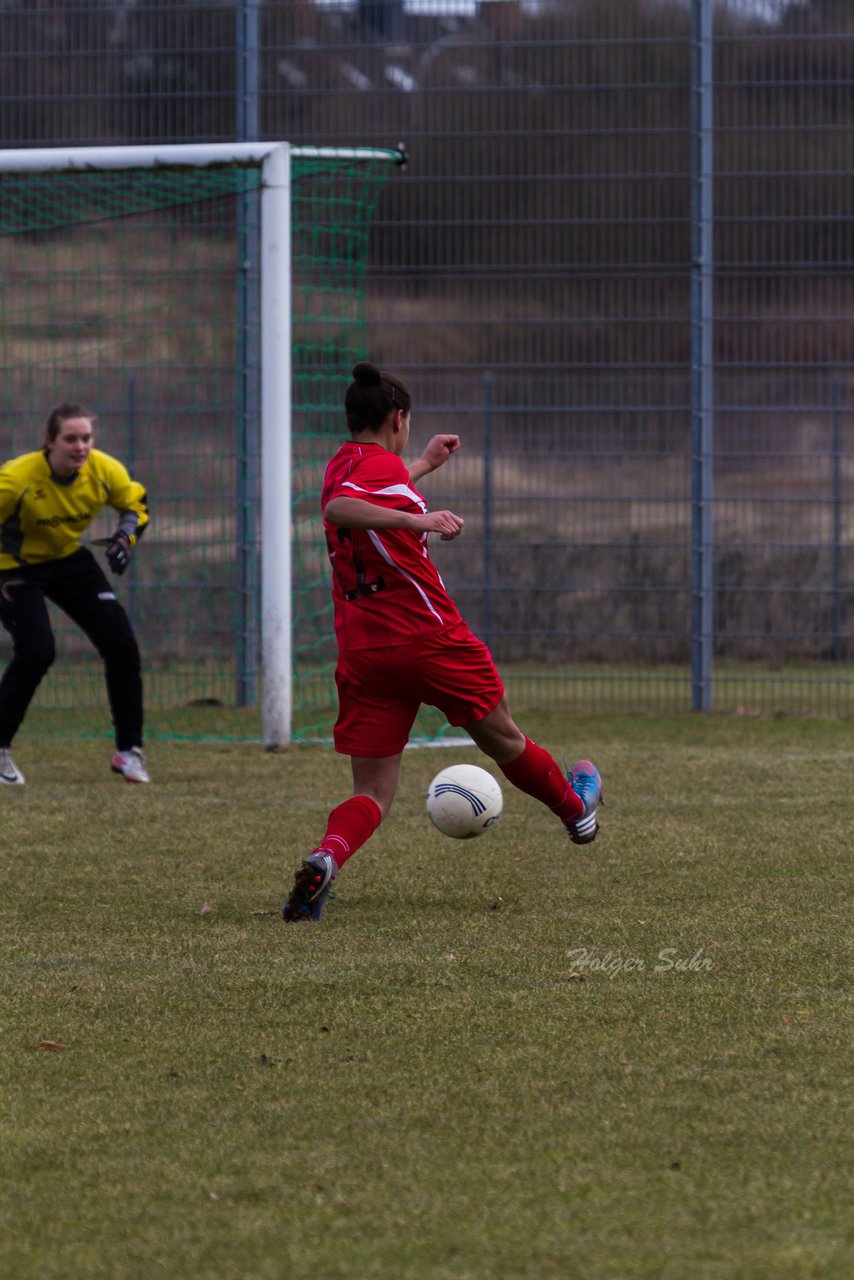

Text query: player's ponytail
(345, 362), (411, 433)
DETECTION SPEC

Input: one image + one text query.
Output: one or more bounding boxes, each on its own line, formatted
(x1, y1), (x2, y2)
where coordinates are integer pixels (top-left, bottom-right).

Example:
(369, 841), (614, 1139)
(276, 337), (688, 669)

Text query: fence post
(235, 0), (261, 707)
(124, 374), (138, 630)
(482, 370), (494, 652)
(831, 375), (843, 661)
(690, 0), (715, 711)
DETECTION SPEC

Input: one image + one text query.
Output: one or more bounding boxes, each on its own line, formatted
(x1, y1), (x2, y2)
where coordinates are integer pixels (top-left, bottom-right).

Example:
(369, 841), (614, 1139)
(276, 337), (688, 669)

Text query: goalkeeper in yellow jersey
(0, 403), (150, 784)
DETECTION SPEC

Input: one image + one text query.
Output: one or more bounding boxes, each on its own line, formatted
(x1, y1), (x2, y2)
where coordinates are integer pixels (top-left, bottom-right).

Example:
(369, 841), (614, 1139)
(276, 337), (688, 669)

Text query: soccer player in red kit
(283, 362), (602, 921)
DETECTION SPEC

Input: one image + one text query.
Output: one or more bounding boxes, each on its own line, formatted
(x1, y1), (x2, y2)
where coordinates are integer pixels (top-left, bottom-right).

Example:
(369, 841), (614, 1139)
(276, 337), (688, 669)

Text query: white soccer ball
(426, 763), (503, 839)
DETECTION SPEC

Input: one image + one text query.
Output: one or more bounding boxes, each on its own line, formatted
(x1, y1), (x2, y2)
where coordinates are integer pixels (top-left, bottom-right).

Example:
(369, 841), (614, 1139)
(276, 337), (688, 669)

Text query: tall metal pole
(690, 0), (715, 711)
(125, 374), (138, 630)
(235, 0), (261, 707)
(831, 376), (843, 662)
(482, 370), (494, 652)
(236, 0), (260, 143)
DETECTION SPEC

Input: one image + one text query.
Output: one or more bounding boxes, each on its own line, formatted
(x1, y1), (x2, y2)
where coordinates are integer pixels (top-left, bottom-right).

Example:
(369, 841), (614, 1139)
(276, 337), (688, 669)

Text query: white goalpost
(0, 141), (403, 748)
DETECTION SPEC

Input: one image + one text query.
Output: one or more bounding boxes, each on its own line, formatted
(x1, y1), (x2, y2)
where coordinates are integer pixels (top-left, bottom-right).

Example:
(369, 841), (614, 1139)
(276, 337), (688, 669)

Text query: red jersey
(321, 440), (463, 651)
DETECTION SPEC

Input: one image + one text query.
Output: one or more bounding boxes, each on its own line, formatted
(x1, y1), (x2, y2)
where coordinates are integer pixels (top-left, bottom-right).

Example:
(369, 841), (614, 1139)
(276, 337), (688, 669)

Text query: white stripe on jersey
(341, 479), (427, 513)
(367, 529), (444, 623)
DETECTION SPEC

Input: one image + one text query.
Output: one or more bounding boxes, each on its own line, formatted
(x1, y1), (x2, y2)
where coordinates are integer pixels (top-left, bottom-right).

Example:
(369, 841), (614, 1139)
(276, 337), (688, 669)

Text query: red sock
(314, 794), (383, 870)
(499, 737), (582, 823)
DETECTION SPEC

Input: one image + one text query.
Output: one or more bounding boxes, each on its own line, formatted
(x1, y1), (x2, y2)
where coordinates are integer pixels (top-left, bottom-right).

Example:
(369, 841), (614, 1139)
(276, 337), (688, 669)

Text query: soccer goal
(0, 141), (403, 748)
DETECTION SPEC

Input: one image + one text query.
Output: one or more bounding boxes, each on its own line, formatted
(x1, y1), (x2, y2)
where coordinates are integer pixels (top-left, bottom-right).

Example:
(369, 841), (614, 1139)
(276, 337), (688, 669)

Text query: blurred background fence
(0, 0), (852, 722)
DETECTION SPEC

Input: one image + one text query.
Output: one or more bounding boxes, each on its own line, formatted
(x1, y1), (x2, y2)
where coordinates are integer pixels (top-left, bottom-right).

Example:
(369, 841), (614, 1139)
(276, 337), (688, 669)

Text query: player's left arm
(408, 434), (460, 484)
(103, 456), (149, 541)
(0, 465), (21, 526)
(100, 454), (150, 575)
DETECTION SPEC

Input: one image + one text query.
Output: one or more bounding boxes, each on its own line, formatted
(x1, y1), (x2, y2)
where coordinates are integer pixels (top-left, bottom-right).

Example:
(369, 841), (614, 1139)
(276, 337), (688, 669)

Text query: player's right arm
(323, 496), (464, 541)
(0, 460), (23, 520)
(0, 463), (26, 565)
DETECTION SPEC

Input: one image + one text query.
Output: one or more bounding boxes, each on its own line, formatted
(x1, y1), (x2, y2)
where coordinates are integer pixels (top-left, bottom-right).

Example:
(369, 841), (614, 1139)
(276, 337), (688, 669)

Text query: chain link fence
(0, 0), (851, 716)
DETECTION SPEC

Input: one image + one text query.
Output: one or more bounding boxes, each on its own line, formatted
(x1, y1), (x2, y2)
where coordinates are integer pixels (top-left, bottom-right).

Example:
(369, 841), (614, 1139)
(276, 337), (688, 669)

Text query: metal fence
(1, 0), (851, 716)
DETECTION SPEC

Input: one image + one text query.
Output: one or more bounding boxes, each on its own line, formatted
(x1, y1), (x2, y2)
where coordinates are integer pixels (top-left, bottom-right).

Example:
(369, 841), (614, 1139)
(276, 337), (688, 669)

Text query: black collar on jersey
(42, 447), (79, 487)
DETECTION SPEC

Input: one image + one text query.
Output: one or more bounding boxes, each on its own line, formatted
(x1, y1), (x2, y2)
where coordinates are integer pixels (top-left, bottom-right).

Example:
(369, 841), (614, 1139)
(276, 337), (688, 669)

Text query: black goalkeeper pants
(0, 548), (143, 750)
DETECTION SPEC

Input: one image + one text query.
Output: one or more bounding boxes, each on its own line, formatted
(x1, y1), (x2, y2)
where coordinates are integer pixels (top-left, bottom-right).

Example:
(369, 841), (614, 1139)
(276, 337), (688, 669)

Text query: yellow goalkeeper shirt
(0, 448), (149, 569)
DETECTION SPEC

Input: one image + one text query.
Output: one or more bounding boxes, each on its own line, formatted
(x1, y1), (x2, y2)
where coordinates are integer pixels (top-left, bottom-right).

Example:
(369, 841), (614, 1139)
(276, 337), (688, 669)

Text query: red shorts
(333, 620), (505, 757)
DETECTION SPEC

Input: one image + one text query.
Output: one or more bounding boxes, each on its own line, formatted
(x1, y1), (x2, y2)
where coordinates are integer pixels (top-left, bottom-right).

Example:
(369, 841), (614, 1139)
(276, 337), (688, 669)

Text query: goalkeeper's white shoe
(111, 747), (150, 784)
(0, 748), (25, 785)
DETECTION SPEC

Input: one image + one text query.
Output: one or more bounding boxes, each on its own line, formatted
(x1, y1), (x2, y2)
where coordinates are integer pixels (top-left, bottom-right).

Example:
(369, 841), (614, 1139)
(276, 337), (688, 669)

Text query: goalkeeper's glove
(105, 531), (133, 576)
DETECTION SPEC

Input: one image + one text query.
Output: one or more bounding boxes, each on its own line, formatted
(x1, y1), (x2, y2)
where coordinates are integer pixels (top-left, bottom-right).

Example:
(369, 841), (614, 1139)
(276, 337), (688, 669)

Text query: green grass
(17, 659), (854, 742)
(0, 715), (851, 1280)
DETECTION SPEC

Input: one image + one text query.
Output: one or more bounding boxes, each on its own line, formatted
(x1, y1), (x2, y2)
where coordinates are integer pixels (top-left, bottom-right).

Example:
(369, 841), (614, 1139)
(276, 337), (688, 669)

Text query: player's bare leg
(283, 753), (403, 922)
(466, 698), (602, 842)
(464, 697), (526, 764)
(350, 752), (404, 817)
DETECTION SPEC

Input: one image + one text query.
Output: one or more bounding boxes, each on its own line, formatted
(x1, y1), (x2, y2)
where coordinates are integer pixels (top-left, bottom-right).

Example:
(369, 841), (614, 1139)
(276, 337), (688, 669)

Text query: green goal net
(0, 149), (396, 743)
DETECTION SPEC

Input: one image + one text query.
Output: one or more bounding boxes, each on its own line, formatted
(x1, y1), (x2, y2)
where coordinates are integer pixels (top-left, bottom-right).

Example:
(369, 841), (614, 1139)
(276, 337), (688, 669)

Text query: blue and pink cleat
(564, 759), (602, 844)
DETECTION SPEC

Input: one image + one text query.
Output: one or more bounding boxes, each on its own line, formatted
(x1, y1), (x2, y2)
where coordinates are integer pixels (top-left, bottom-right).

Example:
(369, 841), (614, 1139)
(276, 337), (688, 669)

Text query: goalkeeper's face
(47, 416), (94, 478)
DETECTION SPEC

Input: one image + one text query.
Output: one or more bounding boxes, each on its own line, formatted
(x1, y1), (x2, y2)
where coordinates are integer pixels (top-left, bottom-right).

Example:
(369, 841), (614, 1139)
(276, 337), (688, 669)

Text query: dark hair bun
(352, 362), (382, 386)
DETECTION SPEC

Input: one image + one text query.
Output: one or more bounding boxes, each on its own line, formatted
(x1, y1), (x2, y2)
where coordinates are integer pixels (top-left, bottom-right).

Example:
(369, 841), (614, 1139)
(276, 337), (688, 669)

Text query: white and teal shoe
(564, 760), (602, 844)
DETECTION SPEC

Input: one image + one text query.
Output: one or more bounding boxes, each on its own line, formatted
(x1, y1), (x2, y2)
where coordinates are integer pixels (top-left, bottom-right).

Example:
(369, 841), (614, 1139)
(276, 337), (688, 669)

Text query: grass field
(0, 714), (851, 1280)
(18, 660), (854, 740)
